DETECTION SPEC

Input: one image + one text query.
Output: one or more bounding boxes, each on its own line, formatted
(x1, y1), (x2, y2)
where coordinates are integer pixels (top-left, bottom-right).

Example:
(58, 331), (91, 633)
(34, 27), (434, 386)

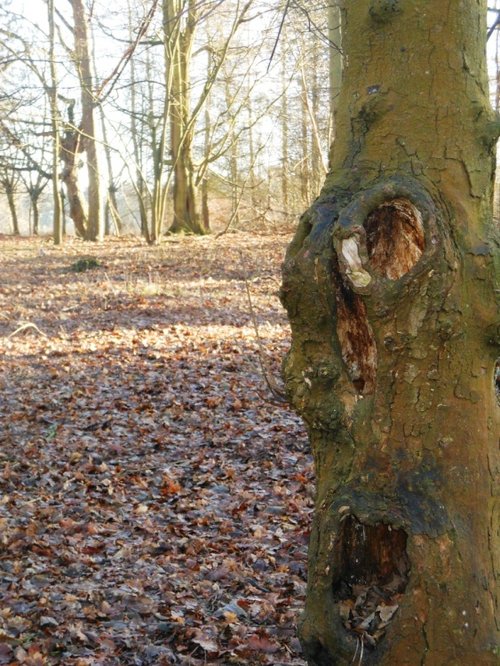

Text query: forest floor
(0, 232), (313, 666)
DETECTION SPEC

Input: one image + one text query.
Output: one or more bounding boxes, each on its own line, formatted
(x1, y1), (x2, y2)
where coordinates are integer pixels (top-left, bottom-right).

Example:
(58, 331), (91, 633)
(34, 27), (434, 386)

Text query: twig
(240, 256), (287, 404)
(351, 636), (365, 665)
(267, 0), (291, 72)
(102, 271), (119, 295)
(352, 638), (360, 664)
(8, 322), (48, 339)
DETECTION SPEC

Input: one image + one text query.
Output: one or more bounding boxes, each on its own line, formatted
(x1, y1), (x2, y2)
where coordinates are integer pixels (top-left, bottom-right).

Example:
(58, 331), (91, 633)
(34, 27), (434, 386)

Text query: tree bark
(281, 2), (499, 664)
(4, 179), (20, 235)
(70, 0), (102, 241)
(28, 187), (42, 236)
(60, 107), (87, 239)
(225, 75), (240, 228)
(166, 0), (206, 235)
(48, 0), (63, 245)
(299, 68), (310, 207)
(281, 46), (289, 212)
(328, 0), (342, 141)
(201, 98), (210, 231)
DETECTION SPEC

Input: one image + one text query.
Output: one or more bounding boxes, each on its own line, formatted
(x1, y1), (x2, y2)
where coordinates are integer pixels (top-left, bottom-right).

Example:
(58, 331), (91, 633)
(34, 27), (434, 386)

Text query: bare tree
(69, 0), (102, 241)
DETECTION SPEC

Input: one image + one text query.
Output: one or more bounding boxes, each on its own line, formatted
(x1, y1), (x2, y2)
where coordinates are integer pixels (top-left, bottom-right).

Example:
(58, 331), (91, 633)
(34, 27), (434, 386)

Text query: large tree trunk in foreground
(281, 2), (499, 665)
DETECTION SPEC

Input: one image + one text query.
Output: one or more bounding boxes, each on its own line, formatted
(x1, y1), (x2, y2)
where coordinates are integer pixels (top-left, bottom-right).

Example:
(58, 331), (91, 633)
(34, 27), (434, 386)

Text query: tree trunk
(248, 89), (258, 212)
(30, 189), (41, 236)
(48, 0), (63, 245)
(281, 2), (499, 665)
(201, 101), (210, 231)
(128, 3), (151, 243)
(60, 115), (87, 239)
(328, 0), (342, 142)
(166, 0), (206, 235)
(299, 69), (310, 207)
(225, 76), (240, 228)
(70, 0), (102, 241)
(5, 180), (20, 235)
(281, 46), (289, 212)
(310, 40), (322, 198)
(98, 82), (122, 236)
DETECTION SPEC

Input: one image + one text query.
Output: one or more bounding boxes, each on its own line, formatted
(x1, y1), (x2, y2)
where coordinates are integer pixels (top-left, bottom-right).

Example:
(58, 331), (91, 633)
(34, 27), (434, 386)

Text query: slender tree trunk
(310, 41), (322, 198)
(30, 190), (41, 236)
(148, 39), (169, 244)
(201, 100), (210, 231)
(282, 2), (499, 664)
(60, 105), (87, 238)
(299, 71), (310, 207)
(70, 0), (102, 241)
(166, 0), (205, 234)
(248, 90), (258, 211)
(47, 0), (63, 245)
(127, 1), (150, 242)
(281, 48), (289, 212)
(328, 0), (342, 145)
(4, 181), (20, 235)
(225, 76), (239, 228)
(61, 187), (67, 236)
(97, 81), (122, 236)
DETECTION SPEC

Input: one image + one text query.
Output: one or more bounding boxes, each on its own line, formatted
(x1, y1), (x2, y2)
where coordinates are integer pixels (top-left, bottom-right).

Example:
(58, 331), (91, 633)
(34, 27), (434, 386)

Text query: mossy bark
(281, 2), (499, 664)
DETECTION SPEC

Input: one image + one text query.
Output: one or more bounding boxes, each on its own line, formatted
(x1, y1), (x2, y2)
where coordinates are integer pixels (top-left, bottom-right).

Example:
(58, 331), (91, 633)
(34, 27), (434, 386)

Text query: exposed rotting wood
(335, 275), (377, 394)
(364, 198), (425, 279)
(332, 176), (438, 297)
(333, 515), (410, 650)
(333, 515), (409, 589)
(495, 359), (500, 405)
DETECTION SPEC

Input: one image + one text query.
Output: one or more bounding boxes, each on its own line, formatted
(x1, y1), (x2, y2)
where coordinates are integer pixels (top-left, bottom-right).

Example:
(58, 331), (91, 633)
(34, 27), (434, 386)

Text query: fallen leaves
(0, 233), (312, 664)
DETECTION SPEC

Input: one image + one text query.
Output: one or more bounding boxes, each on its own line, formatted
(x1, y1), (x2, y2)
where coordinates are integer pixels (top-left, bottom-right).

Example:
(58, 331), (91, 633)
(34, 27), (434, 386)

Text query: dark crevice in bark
(332, 515), (410, 651)
(334, 262), (377, 395)
(364, 197), (425, 279)
(494, 359), (500, 405)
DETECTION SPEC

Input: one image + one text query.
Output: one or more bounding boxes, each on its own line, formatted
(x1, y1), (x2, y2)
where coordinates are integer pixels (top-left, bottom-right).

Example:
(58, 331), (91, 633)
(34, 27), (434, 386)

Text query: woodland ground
(0, 232), (313, 666)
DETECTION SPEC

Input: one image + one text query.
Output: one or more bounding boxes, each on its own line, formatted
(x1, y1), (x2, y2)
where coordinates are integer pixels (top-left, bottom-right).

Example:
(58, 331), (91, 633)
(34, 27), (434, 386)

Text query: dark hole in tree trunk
(364, 198), (425, 279)
(332, 515), (410, 649)
(495, 359), (500, 406)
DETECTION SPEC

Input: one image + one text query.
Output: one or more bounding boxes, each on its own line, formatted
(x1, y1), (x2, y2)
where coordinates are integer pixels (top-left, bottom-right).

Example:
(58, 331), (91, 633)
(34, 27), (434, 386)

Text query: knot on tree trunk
(333, 175), (436, 294)
(331, 176), (437, 395)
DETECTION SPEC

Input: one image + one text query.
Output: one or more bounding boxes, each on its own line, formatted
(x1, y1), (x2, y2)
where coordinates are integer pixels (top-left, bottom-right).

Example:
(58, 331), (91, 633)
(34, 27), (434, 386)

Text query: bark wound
(364, 198), (425, 279)
(336, 277), (377, 394)
(333, 515), (410, 650)
(495, 359), (500, 405)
